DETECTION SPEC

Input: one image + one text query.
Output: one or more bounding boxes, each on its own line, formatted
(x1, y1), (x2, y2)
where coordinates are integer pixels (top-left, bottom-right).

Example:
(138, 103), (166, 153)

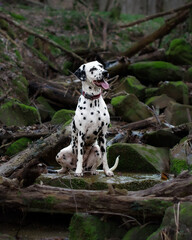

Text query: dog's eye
(99, 64), (104, 68)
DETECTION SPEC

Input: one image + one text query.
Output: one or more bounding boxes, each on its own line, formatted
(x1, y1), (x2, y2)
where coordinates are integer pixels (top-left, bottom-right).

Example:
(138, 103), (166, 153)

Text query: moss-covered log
(0, 172), (192, 221)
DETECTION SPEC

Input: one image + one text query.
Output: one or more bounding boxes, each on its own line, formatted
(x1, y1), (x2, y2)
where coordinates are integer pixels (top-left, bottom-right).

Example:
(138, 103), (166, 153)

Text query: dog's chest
(74, 95), (110, 136)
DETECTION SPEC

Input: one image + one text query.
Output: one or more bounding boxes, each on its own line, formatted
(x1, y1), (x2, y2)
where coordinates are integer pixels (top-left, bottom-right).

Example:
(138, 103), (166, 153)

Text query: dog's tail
(98, 155), (120, 173)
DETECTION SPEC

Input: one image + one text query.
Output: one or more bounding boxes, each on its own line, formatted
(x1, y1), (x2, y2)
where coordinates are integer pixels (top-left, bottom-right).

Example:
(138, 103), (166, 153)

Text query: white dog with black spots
(56, 61), (119, 177)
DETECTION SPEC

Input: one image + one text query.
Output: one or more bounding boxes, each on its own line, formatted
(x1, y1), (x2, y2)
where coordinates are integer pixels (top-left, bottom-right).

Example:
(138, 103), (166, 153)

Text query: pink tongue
(101, 80), (109, 90)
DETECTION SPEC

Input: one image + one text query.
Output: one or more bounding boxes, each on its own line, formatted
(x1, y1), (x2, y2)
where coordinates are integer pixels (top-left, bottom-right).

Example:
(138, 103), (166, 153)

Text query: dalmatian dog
(56, 61), (119, 177)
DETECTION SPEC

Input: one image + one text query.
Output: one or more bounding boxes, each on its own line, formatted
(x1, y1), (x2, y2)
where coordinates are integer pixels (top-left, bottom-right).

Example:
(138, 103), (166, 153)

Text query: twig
(86, 12), (96, 48)
(119, 2), (192, 29)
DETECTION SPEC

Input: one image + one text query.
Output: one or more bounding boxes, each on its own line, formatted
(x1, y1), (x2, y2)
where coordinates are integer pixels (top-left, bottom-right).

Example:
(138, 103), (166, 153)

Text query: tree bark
(0, 128), (70, 177)
(0, 171), (192, 220)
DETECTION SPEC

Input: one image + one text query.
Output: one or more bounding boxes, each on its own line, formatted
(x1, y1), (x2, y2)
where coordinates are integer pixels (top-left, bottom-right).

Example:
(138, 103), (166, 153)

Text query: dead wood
(0, 171), (192, 220)
(121, 114), (165, 130)
(0, 13), (85, 63)
(24, 69), (80, 109)
(123, 10), (189, 58)
(0, 128), (70, 178)
(119, 2), (192, 29)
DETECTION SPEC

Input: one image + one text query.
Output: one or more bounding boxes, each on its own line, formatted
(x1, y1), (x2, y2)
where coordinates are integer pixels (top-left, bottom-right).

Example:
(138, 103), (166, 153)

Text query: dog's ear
(74, 64), (86, 81)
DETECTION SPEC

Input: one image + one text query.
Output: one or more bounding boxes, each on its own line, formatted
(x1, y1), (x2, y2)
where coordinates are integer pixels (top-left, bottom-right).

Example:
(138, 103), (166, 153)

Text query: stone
(36, 96), (56, 121)
(122, 224), (159, 240)
(36, 172), (161, 191)
(165, 101), (192, 126)
(159, 81), (189, 104)
(12, 75), (29, 104)
(166, 38), (192, 65)
(69, 213), (126, 240)
(51, 109), (75, 125)
(0, 100), (39, 126)
(111, 94), (152, 122)
(145, 87), (159, 99)
(6, 137), (32, 156)
(145, 94), (175, 109)
(142, 129), (181, 148)
(147, 202), (192, 240)
(116, 76), (146, 100)
(170, 138), (192, 175)
(128, 61), (184, 85)
(107, 143), (170, 173)
(184, 67), (192, 82)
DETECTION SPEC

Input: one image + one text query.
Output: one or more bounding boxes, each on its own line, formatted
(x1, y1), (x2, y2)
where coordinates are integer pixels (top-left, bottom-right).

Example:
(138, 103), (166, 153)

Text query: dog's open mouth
(93, 79), (109, 90)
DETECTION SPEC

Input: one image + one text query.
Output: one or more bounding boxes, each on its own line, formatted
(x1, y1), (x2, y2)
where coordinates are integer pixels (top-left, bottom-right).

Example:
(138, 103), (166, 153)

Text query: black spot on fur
(89, 86), (92, 90)
(91, 112), (94, 115)
(83, 117), (86, 120)
(101, 121), (104, 126)
(90, 103), (92, 108)
(98, 117), (101, 121)
(100, 146), (105, 153)
(97, 111), (100, 113)
(84, 107), (86, 109)
(93, 131), (97, 135)
(83, 101), (86, 104)
(80, 149), (83, 155)
(104, 113), (106, 116)
(81, 113), (83, 115)
(89, 67), (97, 72)
(94, 100), (97, 107)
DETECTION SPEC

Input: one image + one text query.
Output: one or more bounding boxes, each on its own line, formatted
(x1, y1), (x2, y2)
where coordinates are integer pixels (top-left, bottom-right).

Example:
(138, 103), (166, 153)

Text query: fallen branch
(0, 13), (85, 63)
(119, 2), (192, 29)
(0, 128), (70, 177)
(121, 114), (165, 130)
(123, 10), (189, 58)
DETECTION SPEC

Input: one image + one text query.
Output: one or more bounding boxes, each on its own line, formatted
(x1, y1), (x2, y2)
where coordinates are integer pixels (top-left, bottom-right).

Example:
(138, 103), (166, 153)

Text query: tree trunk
(0, 172), (192, 221)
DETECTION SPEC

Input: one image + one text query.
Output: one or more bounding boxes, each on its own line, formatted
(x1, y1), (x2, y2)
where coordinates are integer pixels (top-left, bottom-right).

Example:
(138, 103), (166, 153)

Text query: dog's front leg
(99, 133), (114, 177)
(75, 132), (84, 177)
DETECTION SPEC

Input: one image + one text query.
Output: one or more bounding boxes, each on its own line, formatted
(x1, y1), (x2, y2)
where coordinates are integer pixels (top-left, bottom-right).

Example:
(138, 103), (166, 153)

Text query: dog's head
(74, 61), (109, 90)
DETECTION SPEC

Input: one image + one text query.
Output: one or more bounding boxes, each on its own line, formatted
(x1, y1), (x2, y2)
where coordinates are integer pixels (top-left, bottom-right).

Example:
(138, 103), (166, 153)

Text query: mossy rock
(69, 213), (126, 240)
(184, 67), (192, 82)
(142, 129), (181, 148)
(111, 94), (152, 122)
(145, 94), (175, 109)
(12, 75), (29, 104)
(51, 109), (75, 125)
(128, 61), (184, 85)
(159, 81), (189, 104)
(107, 143), (170, 173)
(165, 101), (192, 126)
(145, 87), (159, 99)
(166, 38), (192, 65)
(36, 172), (161, 191)
(122, 224), (159, 240)
(0, 100), (39, 126)
(147, 202), (192, 240)
(170, 139), (192, 175)
(36, 96), (56, 121)
(6, 137), (32, 156)
(116, 76), (146, 100)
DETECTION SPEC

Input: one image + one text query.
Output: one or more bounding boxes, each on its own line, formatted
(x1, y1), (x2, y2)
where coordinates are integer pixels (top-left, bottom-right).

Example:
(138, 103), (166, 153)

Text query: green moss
(12, 75), (29, 104)
(145, 87), (159, 99)
(0, 100), (39, 126)
(159, 81), (188, 104)
(30, 195), (61, 209)
(111, 95), (126, 106)
(6, 137), (32, 156)
(111, 94), (152, 122)
(108, 143), (169, 173)
(0, 19), (15, 39)
(69, 213), (126, 240)
(51, 109), (75, 125)
(170, 158), (189, 175)
(62, 61), (73, 75)
(9, 12), (26, 21)
(166, 38), (192, 65)
(185, 67), (192, 82)
(36, 96), (56, 119)
(128, 61), (184, 85)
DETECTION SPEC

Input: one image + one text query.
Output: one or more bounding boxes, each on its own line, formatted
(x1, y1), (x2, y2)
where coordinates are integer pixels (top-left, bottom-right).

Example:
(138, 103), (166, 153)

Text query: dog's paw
(74, 172), (84, 177)
(105, 170), (114, 177)
(91, 170), (99, 175)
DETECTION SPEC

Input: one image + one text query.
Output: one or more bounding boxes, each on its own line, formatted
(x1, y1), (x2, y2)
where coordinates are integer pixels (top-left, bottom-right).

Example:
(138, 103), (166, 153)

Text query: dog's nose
(102, 70), (109, 78)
